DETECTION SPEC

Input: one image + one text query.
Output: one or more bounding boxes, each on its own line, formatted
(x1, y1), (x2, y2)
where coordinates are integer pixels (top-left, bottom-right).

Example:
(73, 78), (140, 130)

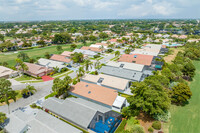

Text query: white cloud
(72, 0), (117, 10)
(119, 0), (177, 17)
(15, 0), (31, 3)
(0, 0), (199, 21)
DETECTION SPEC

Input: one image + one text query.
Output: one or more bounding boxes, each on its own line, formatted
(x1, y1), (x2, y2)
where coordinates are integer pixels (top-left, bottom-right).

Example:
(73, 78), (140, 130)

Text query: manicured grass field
(15, 75), (34, 81)
(0, 44), (71, 66)
(166, 61), (200, 133)
(0, 42), (93, 67)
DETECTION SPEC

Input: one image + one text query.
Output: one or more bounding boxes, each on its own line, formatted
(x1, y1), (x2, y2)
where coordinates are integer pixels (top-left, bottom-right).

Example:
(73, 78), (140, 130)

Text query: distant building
(0, 66), (18, 79)
(80, 46), (104, 53)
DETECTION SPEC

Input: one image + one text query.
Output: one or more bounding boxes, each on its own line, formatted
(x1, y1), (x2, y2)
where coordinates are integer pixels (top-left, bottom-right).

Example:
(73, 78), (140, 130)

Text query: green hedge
(45, 92), (57, 99)
(115, 119), (127, 133)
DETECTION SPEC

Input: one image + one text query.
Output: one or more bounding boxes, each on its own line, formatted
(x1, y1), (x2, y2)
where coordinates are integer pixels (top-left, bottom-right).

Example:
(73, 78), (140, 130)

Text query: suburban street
(0, 80), (53, 113)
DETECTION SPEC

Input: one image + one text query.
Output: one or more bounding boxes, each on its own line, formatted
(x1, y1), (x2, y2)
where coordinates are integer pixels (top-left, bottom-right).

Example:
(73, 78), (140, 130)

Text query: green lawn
(15, 75), (34, 81)
(0, 42), (94, 67)
(0, 44), (72, 66)
(165, 60), (200, 133)
(126, 117), (137, 130)
(110, 56), (119, 61)
(51, 70), (73, 78)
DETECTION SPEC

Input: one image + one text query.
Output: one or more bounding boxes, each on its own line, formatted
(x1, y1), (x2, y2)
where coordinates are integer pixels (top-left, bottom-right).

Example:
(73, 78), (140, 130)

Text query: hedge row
(115, 119), (127, 133)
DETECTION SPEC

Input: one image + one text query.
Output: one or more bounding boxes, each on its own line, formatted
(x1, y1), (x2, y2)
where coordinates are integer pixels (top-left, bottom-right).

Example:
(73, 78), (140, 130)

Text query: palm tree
(99, 45), (105, 52)
(0, 78), (17, 114)
(71, 52), (84, 63)
(24, 85), (37, 96)
(115, 51), (120, 57)
(17, 52), (29, 61)
(0, 112), (7, 124)
(53, 67), (59, 73)
(76, 67), (85, 80)
(94, 60), (101, 70)
(15, 58), (28, 75)
(108, 44), (115, 49)
(84, 59), (93, 71)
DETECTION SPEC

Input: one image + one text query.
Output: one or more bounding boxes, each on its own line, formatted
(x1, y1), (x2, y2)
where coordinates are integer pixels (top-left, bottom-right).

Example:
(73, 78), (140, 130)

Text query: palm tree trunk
(8, 105), (10, 114)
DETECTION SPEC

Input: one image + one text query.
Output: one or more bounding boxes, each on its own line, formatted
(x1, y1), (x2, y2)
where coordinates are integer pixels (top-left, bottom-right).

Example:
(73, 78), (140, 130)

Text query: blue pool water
(91, 117), (121, 133)
(162, 44), (181, 47)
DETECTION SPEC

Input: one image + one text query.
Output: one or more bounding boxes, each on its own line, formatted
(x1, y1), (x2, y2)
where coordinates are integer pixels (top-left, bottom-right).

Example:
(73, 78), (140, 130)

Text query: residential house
(155, 34), (163, 38)
(81, 74), (131, 92)
(70, 82), (127, 111)
(42, 97), (122, 132)
(72, 33), (83, 37)
(73, 49), (98, 58)
(131, 44), (162, 56)
(21, 62), (53, 77)
(107, 39), (121, 47)
(61, 51), (88, 59)
(106, 61), (144, 72)
(37, 58), (66, 72)
(90, 43), (108, 50)
(99, 66), (145, 82)
(118, 54), (154, 66)
(0, 66), (18, 79)
(61, 51), (74, 57)
(3, 110), (82, 133)
(80, 46), (104, 53)
(50, 54), (73, 66)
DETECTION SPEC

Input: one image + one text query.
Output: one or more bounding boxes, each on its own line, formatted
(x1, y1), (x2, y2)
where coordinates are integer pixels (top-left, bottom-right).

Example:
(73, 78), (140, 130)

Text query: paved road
(0, 70), (77, 114)
(99, 54), (115, 64)
(0, 53), (116, 114)
(0, 80), (53, 114)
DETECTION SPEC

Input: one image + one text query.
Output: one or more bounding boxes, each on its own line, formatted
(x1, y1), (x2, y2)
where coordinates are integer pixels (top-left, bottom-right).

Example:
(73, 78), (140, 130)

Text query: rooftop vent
(120, 64), (124, 68)
(88, 91), (91, 94)
(97, 78), (104, 83)
(86, 85), (89, 87)
(134, 55), (137, 58)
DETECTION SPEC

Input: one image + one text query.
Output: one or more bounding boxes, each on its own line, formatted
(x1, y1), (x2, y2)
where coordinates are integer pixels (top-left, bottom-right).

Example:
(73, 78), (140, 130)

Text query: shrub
(148, 127), (154, 133)
(61, 67), (69, 72)
(131, 125), (145, 133)
(45, 92), (57, 99)
(90, 71), (98, 75)
(106, 49), (113, 53)
(152, 121), (161, 130)
(93, 55), (100, 58)
(154, 111), (171, 122)
(72, 79), (78, 85)
(115, 119), (127, 133)
(30, 103), (37, 108)
(36, 76), (42, 79)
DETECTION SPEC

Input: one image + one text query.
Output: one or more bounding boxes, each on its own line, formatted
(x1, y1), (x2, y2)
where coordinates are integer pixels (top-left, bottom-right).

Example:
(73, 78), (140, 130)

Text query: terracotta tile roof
(108, 39), (117, 42)
(118, 54), (153, 66)
(50, 54), (71, 63)
(80, 46), (102, 52)
(71, 82), (118, 106)
(95, 43), (109, 46)
(61, 51), (74, 57)
(24, 62), (51, 75)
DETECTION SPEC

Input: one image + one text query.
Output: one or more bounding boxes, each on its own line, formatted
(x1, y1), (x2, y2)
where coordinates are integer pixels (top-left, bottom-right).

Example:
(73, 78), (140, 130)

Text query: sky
(0, 0), (199, 21)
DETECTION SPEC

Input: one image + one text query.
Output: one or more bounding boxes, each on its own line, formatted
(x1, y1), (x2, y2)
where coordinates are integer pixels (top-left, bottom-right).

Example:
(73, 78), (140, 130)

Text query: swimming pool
(162, 43), (182, 47)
